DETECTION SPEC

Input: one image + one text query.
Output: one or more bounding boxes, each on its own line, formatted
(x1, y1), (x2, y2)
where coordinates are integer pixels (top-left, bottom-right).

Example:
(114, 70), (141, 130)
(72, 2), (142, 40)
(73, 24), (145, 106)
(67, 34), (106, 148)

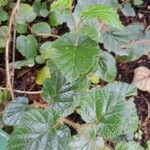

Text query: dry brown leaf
(132, 66), (150, 93)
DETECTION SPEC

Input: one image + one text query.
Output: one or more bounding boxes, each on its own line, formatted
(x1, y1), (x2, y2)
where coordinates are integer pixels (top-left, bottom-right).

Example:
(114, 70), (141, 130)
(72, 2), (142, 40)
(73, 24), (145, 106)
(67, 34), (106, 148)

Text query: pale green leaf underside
(7, 109), (70, 150)
(51, 33), (99, 82)
(80, 82), (138, 138)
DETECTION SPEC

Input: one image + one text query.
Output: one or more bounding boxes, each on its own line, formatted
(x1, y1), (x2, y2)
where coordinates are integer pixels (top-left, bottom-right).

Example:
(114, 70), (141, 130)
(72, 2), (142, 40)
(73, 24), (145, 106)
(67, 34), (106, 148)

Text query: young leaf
(17, 4), (36, 24)
(0, 129), (9, 150)
(2, 97), (30, 126)
(81, 5), (123, 29)
(51, 32), (99, 82)
(31, 22), (51, 37)
(116, 141), (144, 150)
(96, 52), (117, 82)
(16, 35), (38, 59)
(42, 71), (76, 116)
(69, 128), (105, 150)
(36, 65), (51, 85)
(80, 82), (138, 138)
(7, 109), (70, 150)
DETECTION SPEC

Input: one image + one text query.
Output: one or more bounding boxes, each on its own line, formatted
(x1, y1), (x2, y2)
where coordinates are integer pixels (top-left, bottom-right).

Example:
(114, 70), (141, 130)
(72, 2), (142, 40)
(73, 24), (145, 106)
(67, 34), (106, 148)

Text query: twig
(0, 87), (42, 94)
(11, 26), (16, 96)
(5, 0), (21, 99)
(60, 117), (80, 132)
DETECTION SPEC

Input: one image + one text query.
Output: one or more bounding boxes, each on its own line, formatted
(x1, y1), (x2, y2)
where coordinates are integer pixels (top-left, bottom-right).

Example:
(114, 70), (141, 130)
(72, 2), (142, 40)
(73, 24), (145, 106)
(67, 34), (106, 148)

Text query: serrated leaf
(16, 35), (38, 59)
(36, 66), (51, 85)
(2, 97), (30, 126)
(14, 58), (35, 69)
(100, 27), (129, 56)
(0, 26), (8, 48)
(31, 22), (51, 37)
(125, 23), (146, 40)
(81, 5), (123, 29)
(96, 52), (117, 82)
(17, 4), (36, 24)
(70, 128), (105, 150)
(7, 109), (70, 150)
(121, 3), (136, 17)
(0, 129), (9, 150)
(51, 32), (99, 82)
(116, 141), (144, 150)
(80, 82), (138, 138)
(42, 72), (76, 116)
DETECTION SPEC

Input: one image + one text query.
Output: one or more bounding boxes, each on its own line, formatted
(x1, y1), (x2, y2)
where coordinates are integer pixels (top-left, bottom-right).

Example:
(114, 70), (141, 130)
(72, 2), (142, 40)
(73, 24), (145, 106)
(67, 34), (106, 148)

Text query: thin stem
(5, 0), (21, 99)
(0, 87), (42, 94)
(60, 117), (80, 132)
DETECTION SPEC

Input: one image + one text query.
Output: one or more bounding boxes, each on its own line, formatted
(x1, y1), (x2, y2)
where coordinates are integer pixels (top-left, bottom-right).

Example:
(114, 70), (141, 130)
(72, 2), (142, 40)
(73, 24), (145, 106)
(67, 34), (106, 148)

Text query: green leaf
(36, 65), (51, 85)
(51, 32), (99, 82)
(100, 27), (128, 56)
(79, 25), (99, 42)
(16, 35), (38, 59)
(40, 2), (49, 17)
(7, 109), (70, 150)
(0, 129), (9, 150)
(125, 23), (146, 40)
(133, 0), (143, 6)
(70, 128), (105, 150)
(14, 58), (35, 69)
(121, 3), (136, 17)
(0, 26), (8, 48)
(17, 4), (36, 24)
(80, 82), (138, 138)
(35, 42), (56, 64)
(16, 23), (27, 34)
(96, 52), (117, 82)
(42, 72), (76, 116)
(116, 141), (144, 150)
(51, 0), (72, 11)
(0, 8), (8, 22)
(0, 0), (8, 6)
(31, 22), (51, 37)
(2, 97), (30, 126)
(81, 5), (123, 29)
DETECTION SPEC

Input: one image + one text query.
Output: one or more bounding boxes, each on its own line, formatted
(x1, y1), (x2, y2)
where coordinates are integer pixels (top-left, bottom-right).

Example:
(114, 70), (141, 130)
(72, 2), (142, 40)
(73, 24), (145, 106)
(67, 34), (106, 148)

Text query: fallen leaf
(132, 66), (150, 93)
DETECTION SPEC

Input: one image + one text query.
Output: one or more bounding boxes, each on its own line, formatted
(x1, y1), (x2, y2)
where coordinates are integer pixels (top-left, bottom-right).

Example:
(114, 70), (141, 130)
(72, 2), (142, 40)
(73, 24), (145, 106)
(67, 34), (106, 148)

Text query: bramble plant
(0, 0), (149, 149)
